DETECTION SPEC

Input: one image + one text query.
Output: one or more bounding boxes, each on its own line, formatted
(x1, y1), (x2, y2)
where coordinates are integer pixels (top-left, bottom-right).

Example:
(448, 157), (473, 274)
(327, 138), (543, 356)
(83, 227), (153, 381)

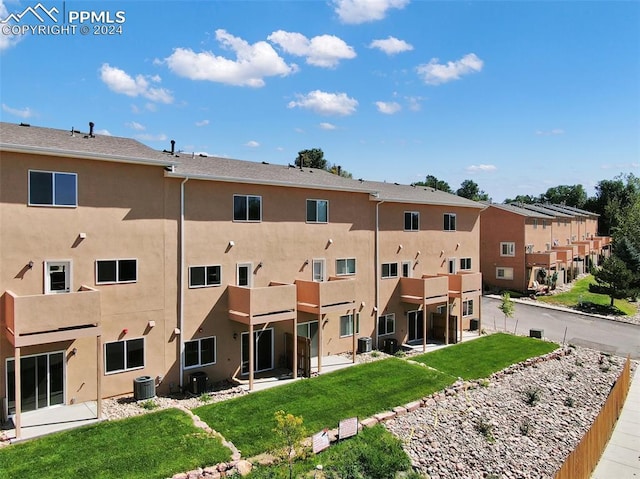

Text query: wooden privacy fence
(554, 355), (632, 479)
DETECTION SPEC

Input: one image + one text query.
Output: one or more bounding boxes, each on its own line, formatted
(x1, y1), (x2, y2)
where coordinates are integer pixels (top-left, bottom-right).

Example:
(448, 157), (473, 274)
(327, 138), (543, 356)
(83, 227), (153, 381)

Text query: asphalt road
(481, 296), (640, 359)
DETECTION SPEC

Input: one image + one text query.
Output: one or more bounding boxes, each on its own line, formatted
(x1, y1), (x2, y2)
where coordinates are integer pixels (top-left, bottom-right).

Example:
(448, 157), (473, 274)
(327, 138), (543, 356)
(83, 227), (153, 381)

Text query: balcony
(400, 275), (449, 306)
(3, 286), (102, 347)
(228, 282), (297, 325)
(526, 251), (558, 268)
(440, 272), (482, 297)
(295, 277), (356, 314)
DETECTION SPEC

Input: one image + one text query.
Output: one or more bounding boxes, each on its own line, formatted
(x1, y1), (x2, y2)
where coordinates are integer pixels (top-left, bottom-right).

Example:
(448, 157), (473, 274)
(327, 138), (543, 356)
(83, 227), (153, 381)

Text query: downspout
(179, 177), (189, 390)
(375, 200), (385, 350)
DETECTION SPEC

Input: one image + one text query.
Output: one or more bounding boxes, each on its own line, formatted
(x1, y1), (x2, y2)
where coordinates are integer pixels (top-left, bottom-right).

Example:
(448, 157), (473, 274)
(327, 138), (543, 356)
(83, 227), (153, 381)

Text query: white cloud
(333, 0), (410, 24)
(95, 129), (112, 136)
(601, 162), (640, 170)
(165, 29), (297, 87)
(268, 30), (356, 68)
(245, 140), (260, 148)
(195, 120), (210, 127)
(125, 121), (145, 131)
(136, 133), (168, 142)
(288, 90), (358, 116)
(466, 164), (497, 173)
(2, 103), (34, 118)
(535, 128), (565, 136)
(405, 96), (423, 111)
(375, 101), (401, 114)
(369, 36), (413, 55)
(319, 122), (337, 130)
(100, 64), (174, 103)
(416, 53), (483, 85)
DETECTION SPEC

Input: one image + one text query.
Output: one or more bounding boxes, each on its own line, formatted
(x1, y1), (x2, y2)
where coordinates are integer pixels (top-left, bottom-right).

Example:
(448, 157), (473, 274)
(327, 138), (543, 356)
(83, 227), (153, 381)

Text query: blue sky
(1, 0), (638, 202)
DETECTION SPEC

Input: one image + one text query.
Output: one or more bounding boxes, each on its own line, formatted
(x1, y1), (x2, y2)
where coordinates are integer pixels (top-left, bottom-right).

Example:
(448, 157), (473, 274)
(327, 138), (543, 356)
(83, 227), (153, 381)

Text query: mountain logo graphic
(1, 3), (59, 24)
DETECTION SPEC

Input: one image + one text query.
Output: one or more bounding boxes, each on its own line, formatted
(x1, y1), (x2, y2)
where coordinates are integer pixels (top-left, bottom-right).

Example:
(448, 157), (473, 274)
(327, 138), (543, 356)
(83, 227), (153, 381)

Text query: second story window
(443, 213), (456, 231)
(306, 199), (328, 223)
(336, 258), (356, 276)
(189, 265), (222, 288)
(501, 242), (515, 256)
(460, 258), (472, 270)
(382, 262), (398, 278)
(96, 259), (138, 284)
(233, 195), (261, 222)
(29, 170), (77, 207)
(404, 211), (419, 231)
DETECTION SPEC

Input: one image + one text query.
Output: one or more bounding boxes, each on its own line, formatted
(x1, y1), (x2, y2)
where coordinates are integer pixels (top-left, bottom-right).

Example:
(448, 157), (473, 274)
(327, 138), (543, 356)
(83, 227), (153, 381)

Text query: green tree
(456, 179), (490, 202)
(328, 163), (353, 178)
(295, 148), (327, 170)
(589, 256), (634, 306)
(272, 410), (307, 479)
(415, 175), (452, 193)
(498, 292), (515, 331)
(540, 184), (587, 208)
(504, 195), (537, 205)
(584, 173), (640, 236)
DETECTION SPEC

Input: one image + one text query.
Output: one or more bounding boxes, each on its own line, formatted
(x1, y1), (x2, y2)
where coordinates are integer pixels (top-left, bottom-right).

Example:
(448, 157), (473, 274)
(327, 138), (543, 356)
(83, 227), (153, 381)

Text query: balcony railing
(228, 282), (297, 325)
(400, 275), (449, 306)
(440, 272), (482, 296)
(295, 277), (356, 314)
(526, 251), (558, 268)
(4, 286), (101, 347)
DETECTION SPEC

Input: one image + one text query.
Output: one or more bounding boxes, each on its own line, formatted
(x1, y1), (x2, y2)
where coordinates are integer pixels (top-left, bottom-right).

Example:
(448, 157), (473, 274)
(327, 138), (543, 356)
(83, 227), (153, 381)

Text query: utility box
(358, 337), (372, 353)
(529, 329), (544, 339)
(383, 338), (398, 354)
(189, 371), (208, 395)
(133, 376), (155, 400)
(470, 319), (479, 331)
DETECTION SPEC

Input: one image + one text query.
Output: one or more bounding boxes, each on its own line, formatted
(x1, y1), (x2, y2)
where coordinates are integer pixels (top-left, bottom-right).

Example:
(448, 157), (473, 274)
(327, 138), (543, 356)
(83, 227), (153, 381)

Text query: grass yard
(0, 408), (230, 479)
(537, 275), (637, 316)
(411, 333), (558, 380)
(193, 357), (454, 457)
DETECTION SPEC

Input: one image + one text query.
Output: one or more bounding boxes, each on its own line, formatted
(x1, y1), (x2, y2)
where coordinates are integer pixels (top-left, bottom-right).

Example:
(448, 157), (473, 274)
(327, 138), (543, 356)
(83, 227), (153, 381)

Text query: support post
(422, 304), (427, 353)
(97, 335), (103, 419)
(249, 324), (254, 391)
(317, 313), (323, 373)
(14, 346), (21, 440)
(352, 309), (357, 364)
(292, 317), (298, 380)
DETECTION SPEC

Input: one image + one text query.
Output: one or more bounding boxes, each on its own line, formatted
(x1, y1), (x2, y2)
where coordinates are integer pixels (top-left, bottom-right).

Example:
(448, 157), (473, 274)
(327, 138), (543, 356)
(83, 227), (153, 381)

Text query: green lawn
(537, 275), (637, 316)
(193, 358), (454, 457)
(411, 333), (558, 379)
(0, 409), (230, 479)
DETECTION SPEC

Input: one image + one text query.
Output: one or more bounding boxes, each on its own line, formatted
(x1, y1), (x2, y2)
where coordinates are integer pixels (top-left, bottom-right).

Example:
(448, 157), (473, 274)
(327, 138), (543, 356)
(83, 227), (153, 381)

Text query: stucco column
(317, 313), (323, 373)
(97, 335), (103, 419)
(14, 346), (21, 440)
(477, 295), (482, 336)
(444, 301), (449, 346)
(249, 324), (254, 391)
(292, 317), (298, 380)
(352, 309), (357, 364)
(422, 304), (427, 353)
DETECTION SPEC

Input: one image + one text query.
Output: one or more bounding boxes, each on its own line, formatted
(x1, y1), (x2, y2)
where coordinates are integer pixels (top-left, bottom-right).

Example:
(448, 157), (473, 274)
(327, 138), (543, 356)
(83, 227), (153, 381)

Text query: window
(306, 199), (328, 223)
(96, 259), (137, 284)
(496, 267), (514, 280)
(401, 261), (412, 278)
(312, 259), (325, 282)
(189, 265), (221, 288)
(29, 170), (77, 207)
(45, 260), (71, 294)
(237, 263), (252, 287)
(443, 213), (456, 231)
(382, 262), (398, 278)
(500, 242), (515, 256)
(404, 211), (419, 231)
(340, 314), (360, 337)
(233, 194), (261, 221)
(448, 258), (457, 274)
(105, 338), (144, 374)
(462, 299), (474, 317)
(184, 337), (216, 368)
(533, 219), (538, 229)
(336, 258), (356, 276)
(378, 313), (395, 336)
(525, 244), (534, 254)
(460, 258), (472, 270)
(542, 219), (547, 229)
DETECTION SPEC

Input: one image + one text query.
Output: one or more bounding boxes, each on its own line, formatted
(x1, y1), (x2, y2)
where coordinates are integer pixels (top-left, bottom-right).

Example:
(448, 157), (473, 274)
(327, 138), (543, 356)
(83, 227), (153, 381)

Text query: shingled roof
(0, 121), (175, 166)
(485, 203), (556, 218)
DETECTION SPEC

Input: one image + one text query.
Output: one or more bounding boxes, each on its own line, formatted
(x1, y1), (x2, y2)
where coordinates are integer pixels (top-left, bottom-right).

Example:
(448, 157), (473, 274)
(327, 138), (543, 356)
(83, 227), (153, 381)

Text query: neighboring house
(480, 203), (611, 294)
(0, 121), (484, 438)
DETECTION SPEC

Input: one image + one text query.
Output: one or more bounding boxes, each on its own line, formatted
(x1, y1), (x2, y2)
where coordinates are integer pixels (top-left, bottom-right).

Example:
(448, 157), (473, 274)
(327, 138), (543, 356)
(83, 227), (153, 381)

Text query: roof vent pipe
(89, 122), (95, 137)
(171, 140), (175, 155)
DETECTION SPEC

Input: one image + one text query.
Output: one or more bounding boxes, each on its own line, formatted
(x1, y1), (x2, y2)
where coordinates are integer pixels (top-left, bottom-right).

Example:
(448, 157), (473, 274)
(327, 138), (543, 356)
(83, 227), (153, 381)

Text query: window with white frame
(105, 338), (144, 374)
(525, 244), (534, 253)
(306, 199), (328, 223)
(443, 213), (456, 231)
(29, 170), (77, 207)
(233, 194), (261, 221)
(312, 259), (325, 282)
(459, 258), (472, 270)
(184, 337), (216, 368)
(378, 313), (395, 336)
(462, 299), (474, 316)
(448, 258), (457, 274)
(336, 258), (356, 276)
(340, 313), (360, 337)
(500, 242), (515, 256)
(382, 262), (398, 278)
(436, 304), (448, 315)
(96, 259), (137, 284)
(496, 267), (514, 280)
(532, 219), (538, 229)
(542, 219), (547, 229)
(189, 265), (221, 288)
(404, 211), (419, 231)
(401, 261), (412, 278)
